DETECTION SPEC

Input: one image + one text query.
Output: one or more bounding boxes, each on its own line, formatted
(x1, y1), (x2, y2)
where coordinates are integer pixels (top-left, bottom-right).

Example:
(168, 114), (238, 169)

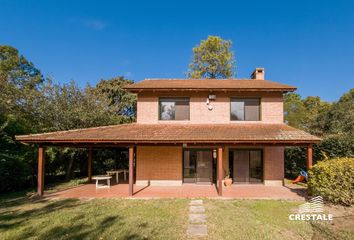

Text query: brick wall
(263, 146), (284, 180)
(137, 91), (284, 124)
(135, 145), (284, 185)
(136, 146), (182, 181)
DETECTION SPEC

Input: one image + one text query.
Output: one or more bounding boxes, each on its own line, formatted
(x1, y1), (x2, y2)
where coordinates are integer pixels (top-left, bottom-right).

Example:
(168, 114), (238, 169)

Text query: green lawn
(0, 192), (353, 240)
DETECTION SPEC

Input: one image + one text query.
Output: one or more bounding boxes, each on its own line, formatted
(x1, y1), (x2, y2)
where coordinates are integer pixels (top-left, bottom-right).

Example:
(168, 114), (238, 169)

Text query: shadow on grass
(0, 195), (149, 240)
(0, 198), (80, 231)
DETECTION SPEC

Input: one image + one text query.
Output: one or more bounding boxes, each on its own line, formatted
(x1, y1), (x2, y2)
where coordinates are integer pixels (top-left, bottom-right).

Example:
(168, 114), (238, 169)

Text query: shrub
(0, 153), (32, 193)
(308, 157), (354, 205)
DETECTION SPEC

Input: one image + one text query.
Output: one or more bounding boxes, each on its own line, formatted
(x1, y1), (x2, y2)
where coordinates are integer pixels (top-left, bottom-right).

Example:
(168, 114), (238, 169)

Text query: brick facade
(136, 146), (182, 183)
(137, 92), (284, 124)
(263, 146), (285, 182)
(135, 145), (284, 186)
(135, 90), (285, 186)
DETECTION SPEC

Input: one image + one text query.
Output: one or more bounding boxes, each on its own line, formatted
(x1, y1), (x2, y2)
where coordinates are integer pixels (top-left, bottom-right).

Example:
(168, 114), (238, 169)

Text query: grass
(45, 177), (88, 193)
(0, 193), (189, 240)
(0, 191), (353, 240)
(205, 200), (353, 240)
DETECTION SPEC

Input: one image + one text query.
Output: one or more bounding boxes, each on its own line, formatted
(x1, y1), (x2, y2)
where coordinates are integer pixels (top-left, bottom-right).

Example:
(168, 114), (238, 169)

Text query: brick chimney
(251, 68), (265, 80)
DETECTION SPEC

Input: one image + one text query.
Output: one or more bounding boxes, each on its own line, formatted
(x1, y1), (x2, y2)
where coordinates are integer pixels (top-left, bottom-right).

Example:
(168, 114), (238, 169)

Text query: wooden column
(88, 147), (93, 181)
(307, 144), (313, 171)
(218, 147), (223, 196)
(128, 145), (134, 196)
(37, 146), (46, 196)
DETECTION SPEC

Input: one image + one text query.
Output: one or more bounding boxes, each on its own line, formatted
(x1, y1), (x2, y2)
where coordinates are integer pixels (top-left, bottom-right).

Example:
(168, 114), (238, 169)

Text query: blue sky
(1, 0), (353, 101)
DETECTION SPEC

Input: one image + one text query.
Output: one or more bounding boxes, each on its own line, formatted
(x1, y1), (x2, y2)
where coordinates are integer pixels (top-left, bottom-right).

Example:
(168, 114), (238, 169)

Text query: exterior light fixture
(212, 149), (217, 159)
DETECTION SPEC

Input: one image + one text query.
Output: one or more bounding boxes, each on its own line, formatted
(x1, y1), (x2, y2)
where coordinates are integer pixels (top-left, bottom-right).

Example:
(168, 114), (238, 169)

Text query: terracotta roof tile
(125, 79), (297, 92)
(15, 123), (320, 144)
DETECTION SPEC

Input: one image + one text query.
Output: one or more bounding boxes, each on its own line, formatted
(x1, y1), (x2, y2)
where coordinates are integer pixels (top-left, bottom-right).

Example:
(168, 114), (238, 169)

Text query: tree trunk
(66, 153), (74, 181)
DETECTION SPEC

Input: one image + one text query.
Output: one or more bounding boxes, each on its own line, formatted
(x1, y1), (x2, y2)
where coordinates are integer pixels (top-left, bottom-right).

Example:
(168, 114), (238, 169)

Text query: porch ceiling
(15, 123), (321, 145)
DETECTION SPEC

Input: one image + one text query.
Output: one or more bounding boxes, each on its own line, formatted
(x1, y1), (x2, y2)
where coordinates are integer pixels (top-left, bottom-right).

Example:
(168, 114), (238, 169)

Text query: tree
(0, 45), (44, 118)
(188, 36), (235, 79)
(94, 77), (136, 121)
(284, 93), (331, 135)
(284, 93), (307, 129)
(325, 89), (354, 136)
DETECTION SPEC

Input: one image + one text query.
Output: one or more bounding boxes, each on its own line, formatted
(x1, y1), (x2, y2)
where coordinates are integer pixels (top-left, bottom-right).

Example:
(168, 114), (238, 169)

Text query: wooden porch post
(128, 145), (134, 196)
(307, 144), (313, 171)
(37, 146), (46, 196)
(218, 147), (223, 196)
(88, 147), (93, 181)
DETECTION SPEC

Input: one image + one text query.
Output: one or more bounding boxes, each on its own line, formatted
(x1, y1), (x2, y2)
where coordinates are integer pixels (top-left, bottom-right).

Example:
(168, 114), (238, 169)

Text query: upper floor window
(159, 97), (190, 120)
(230, 98), (260, 121)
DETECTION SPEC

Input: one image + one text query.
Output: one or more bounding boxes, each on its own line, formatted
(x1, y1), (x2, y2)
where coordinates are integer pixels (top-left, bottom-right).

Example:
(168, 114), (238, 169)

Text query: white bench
(106, 170), (128, 183)
(92, 176), (112, 189)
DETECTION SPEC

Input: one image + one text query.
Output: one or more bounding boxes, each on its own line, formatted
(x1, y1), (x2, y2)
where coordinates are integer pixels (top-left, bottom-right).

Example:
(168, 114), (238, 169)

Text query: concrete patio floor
(46, 182), (307, 200)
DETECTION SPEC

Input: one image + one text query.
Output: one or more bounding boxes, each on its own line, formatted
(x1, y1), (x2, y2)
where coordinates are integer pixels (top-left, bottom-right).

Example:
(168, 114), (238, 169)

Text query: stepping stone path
(187, 199), (208, 237)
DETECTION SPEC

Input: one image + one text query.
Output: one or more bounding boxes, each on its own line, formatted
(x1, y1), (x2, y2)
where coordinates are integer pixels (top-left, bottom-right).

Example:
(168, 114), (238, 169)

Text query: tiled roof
(16, 123), (320, 144)
(125, 79), (297, 92)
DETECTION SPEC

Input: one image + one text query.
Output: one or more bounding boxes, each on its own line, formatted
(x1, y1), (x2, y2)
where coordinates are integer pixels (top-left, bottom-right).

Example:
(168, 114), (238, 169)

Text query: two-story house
(16, 68), (320, 197)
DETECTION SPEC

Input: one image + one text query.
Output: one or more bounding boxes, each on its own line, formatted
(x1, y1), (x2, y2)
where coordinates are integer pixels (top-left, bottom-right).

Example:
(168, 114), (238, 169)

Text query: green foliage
(284, 90), (353, 180)
(325, 89), (354, 136)
(284, 93), (331, 135)
(0, 46), (44, 124)
(94, 76), (137, 121)
(0, 46), (137, 193)
(285, 135), (354, 178)
(33, 79), (133, 132)
(188, 36), (235, 79)
(0, 114), (34, 192)
(308, 157), (354, 205)
(0, 153), (32, 192)
(284, 93), (307, 129)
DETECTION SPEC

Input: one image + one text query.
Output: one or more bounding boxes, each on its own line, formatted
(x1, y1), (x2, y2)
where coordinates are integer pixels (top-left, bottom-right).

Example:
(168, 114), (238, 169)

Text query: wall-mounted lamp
(208, 94), (216, 100)
(206, 95), (215, 111)
(212, 149), (217, 159)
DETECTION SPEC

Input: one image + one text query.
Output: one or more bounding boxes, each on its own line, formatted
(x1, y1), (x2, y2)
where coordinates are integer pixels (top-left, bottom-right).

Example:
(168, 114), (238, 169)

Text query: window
(159, 97), (190, 120)
(230, 98), (260, 121)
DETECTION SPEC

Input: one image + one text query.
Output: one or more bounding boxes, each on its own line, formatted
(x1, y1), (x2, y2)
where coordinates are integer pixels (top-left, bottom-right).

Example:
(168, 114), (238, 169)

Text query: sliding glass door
(183, 149), (213, 184)
(232, 150), (263, 183)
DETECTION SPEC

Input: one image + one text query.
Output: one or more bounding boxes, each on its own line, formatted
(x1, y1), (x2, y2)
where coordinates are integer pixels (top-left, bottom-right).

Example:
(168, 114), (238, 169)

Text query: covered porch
(15, 123), (320, 198)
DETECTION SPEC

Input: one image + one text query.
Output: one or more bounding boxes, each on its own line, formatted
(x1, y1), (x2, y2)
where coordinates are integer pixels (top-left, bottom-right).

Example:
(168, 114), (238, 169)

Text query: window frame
(158, 97), (190, 121)
(230, 97), (261, 121)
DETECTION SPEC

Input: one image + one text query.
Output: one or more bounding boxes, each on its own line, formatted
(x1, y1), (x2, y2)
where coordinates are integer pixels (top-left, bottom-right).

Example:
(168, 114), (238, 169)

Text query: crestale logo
(289, 196), (333, 221)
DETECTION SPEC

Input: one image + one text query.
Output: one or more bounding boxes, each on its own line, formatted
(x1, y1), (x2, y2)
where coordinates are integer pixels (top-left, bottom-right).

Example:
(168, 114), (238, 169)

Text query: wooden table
(92, 176), (112, 189)
(106, 170), (128, 183)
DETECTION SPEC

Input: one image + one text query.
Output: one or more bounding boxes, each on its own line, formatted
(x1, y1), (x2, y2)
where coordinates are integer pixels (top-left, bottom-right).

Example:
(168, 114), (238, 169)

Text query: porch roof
(15, 123), (321, 145)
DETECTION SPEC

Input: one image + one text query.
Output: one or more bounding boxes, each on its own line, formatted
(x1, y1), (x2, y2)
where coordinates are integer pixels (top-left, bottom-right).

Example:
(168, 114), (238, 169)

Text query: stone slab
(189, 214), (206, 223)
(189, 205), (205, 213)
(187, 224), (208, 236)
(189, 199), (203, 205)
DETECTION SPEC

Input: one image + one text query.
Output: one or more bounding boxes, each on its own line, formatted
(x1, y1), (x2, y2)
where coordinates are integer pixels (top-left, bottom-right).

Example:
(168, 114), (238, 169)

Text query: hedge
(308, 157), (354, 206)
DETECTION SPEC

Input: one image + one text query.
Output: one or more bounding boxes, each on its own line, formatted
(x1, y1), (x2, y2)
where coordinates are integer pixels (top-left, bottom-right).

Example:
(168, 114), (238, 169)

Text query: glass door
(249, 150), (262, 183)
(196, 151), (213, 184)
(233, 150), (249, 183)
(183, 150), (196, 183)
(183, 149), (213, 184)
(232, 150), (263, 183)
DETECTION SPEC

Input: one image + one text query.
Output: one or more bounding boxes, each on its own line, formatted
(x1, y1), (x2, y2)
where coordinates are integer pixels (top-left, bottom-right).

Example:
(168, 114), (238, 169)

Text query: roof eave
(16, 138), (321, 145)
(124, 88), (297, 93)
